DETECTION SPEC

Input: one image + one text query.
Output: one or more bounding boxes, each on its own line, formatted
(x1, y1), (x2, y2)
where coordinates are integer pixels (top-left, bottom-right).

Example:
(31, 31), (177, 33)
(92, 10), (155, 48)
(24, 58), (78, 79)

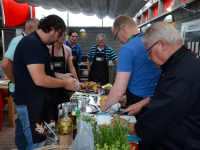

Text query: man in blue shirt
(64, 28), (82, 78)
(1, 18), (39, 150)
(87, 33), (117, 85)
(100, 15), (161, 150)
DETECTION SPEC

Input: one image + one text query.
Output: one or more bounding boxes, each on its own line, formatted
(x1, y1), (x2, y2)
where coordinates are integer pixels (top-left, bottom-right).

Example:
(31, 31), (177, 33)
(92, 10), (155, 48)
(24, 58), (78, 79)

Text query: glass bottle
(93, 83), (97, 93)
(58, 105), (73, 146)
(71, 111), (77, 140)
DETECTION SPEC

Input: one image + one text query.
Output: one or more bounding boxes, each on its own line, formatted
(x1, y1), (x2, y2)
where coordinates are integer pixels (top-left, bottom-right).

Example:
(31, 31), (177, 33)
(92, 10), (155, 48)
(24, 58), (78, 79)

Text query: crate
(34, 145), (70, 150)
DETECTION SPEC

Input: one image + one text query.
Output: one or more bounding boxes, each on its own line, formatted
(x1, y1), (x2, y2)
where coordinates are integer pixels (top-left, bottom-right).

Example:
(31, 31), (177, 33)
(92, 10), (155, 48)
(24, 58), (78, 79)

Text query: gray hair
(25, 18), (39, 29)
(141, 22), (183, 46)
(96, 33), (106, 41)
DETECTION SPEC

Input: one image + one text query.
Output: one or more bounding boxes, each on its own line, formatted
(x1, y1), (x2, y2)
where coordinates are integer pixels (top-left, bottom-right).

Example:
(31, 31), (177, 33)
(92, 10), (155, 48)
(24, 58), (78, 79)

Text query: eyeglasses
(32, 26), (38, 30)
(56, 29), (64, 38)
(145, 41), (158, 56)
(114, 28), (121, 41)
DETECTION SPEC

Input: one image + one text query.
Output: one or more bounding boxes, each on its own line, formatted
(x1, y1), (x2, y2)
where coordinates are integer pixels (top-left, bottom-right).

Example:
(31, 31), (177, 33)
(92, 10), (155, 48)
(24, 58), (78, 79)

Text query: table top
(0, 79), (9, 91)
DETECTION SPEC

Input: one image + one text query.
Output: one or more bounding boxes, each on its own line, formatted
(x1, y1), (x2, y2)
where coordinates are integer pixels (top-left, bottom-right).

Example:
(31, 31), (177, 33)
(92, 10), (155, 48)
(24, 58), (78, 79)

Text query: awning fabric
(14, 0), (148, 19)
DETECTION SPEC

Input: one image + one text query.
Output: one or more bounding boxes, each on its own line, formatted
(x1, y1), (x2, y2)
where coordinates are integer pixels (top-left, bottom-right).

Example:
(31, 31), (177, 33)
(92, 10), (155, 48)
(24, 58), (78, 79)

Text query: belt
(15, 103), (26, 105)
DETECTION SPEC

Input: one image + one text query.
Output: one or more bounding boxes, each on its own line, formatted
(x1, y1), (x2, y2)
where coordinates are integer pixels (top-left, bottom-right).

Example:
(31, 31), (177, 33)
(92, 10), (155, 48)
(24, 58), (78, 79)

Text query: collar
(96, 45), (106, 51)
(67, 41), (76, 49)
(22, 32), (26, 36)
(126, 33), (141, 43)
(161, 45), (189, 74)
(33, 31), (49, 51)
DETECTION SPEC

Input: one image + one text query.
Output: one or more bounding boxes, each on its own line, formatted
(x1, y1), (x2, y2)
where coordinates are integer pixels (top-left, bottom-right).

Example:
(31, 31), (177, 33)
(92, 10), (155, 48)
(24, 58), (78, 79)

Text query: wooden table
(0, 79), (17, 127)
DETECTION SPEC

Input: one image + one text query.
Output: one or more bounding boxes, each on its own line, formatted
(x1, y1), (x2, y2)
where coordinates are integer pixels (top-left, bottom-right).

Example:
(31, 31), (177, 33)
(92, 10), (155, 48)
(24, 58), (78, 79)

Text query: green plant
(91, 115), (131, 150)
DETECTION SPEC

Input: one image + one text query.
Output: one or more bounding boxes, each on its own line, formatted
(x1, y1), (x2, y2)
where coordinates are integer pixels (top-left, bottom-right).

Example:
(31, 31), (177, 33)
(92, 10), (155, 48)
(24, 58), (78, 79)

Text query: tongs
(44, 121), (58, 142)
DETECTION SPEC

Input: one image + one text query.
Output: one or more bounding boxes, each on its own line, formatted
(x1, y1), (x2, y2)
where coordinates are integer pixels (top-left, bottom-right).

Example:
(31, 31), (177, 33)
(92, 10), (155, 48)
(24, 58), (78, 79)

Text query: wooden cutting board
(1, 80), (9, 86)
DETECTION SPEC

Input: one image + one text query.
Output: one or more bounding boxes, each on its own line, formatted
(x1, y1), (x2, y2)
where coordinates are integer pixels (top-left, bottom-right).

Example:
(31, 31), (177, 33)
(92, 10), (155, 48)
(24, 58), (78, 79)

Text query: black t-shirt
(13, 31), (48, 104)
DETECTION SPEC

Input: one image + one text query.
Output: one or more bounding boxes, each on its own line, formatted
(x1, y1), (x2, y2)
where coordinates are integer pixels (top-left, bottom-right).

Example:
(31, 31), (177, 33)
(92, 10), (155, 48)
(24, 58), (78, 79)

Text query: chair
(0, 91), (8, 131)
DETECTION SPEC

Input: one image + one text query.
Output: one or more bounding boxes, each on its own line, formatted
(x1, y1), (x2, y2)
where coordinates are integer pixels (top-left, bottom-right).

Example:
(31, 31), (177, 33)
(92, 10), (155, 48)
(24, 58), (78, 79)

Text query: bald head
(24, 18), (39, 35)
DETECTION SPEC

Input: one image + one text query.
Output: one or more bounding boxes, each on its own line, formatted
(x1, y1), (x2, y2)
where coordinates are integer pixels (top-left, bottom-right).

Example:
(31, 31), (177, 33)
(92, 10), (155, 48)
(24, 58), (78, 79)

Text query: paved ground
(0, 104), (17, 150)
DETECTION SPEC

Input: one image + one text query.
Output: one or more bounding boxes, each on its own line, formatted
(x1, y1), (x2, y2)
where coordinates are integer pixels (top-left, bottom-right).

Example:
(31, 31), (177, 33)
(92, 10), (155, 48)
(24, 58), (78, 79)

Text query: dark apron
(65, 41), (79, 79)
(51, 45), (69, 104)
(15, 46), (57, 144)
(89, 48), (109, 85)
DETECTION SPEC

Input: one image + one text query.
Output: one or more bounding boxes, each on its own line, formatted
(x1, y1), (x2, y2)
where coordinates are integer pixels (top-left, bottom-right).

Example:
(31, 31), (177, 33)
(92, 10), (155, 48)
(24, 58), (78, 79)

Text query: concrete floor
(0, 104), (18, 150)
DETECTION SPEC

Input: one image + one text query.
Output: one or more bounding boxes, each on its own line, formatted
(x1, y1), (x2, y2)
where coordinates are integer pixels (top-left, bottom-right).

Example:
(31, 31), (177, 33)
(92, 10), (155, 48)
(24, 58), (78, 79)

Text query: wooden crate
(34, 145), (70, 150)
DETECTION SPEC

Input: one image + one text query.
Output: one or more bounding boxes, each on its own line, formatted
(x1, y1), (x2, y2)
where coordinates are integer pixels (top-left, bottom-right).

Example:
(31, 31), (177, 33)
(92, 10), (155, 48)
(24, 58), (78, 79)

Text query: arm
(27, 64), (79, 91)
(87, 58), (91, 72)
(1, 57), (15, 83)
(114, 58), (118, 64)
(134, 77), (195, 144)
(67, 59), (79, 81)
(100, 71), (131, 112)
(124, 96), (151, 115)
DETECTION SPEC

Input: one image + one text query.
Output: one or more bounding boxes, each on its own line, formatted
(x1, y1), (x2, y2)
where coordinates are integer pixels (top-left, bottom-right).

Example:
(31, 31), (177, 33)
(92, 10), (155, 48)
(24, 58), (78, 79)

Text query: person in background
(13, 15), (79, 149)
(87, 33), (117, 85)
(1, 18), (39, 150)
(100, 15), (161, 150)
(48, 30), (79, 105)
(126, 22), (200, 150)
(64, 28), (82, 79)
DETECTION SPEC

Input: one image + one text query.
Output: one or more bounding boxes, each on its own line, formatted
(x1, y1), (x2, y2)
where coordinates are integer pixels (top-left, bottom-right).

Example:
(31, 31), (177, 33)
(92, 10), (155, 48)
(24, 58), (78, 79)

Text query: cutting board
(97, 114), (142, 141)
(97, 114), (137, 125)
(0, 80), (9, 86)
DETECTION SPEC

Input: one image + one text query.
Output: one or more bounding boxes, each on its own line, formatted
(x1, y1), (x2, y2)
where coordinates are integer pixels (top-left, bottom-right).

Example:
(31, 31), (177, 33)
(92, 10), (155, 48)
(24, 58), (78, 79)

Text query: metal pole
(2, 30), (5, 55)
(30, 6), (33, 18)
(102, 19), (103, 27)
(67, 11), (69, 27)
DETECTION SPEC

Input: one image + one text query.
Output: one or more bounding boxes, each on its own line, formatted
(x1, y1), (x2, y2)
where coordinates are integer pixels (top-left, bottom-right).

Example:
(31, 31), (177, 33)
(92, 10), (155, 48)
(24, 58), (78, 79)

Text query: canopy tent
(14, 0), (148, 19)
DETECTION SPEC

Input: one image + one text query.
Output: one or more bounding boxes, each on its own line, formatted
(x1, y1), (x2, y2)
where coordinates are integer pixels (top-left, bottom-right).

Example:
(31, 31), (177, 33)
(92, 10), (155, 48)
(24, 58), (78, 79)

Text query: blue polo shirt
(13, 31), (48, 104)
(117, 33), (161, 98)
(64, 41), (82, 58)
(87, 45), (117, 65)
(4, 32), (26, 92)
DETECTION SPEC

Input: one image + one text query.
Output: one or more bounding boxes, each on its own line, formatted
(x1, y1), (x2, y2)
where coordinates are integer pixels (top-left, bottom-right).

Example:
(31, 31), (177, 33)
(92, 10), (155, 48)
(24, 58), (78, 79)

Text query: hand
(64, 78), (80, 91)
(110, 114), (128, 126)
(119, 95), (127, 106)
(124, 102), (143, 115)
(128, 123), (137, 136)
(63, 73), (74, 80)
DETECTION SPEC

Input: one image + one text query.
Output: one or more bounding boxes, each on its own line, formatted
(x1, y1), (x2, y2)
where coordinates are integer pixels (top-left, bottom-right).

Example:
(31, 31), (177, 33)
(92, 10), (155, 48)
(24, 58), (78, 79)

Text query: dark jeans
(11, 92), (28, 150)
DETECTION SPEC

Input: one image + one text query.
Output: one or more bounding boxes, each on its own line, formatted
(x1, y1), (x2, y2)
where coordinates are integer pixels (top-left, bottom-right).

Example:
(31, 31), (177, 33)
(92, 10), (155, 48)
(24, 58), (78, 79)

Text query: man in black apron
(100, 15), (161, 150)
(13, 15), (79, 149)
(64, 28), (82, 79)
(1, 18), (39, 150)
(87, 33), (118, 85)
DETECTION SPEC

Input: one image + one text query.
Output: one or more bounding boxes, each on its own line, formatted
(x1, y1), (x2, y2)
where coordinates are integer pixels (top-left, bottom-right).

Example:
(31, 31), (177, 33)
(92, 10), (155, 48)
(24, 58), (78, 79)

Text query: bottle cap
(71, 111), (77, 116)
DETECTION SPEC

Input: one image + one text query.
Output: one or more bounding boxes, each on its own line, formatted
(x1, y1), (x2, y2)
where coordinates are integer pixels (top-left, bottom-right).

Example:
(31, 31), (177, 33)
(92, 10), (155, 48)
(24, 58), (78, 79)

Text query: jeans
(11, 92), (28, 150)
(15, 104), (45, 150)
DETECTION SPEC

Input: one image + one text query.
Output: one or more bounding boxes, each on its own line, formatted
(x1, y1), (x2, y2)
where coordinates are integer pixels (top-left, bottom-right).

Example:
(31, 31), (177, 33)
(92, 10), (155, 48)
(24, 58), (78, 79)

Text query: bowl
(105, 86), (112, 95)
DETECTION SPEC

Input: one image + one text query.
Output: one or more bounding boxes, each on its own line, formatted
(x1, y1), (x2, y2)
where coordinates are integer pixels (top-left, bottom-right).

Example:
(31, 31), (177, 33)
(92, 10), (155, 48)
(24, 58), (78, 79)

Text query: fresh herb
(91, 115), (132, 150)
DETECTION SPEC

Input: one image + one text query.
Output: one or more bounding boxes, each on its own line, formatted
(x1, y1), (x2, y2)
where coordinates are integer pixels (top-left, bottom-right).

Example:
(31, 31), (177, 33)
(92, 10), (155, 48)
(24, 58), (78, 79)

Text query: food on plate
(82, 94), (89, 97)
(80, 81), (97, 91)
(79, 114), (96, 122)
(112, 114), (128, 126)
(100, 97), (107, 104)
(106, 83), (112, 87)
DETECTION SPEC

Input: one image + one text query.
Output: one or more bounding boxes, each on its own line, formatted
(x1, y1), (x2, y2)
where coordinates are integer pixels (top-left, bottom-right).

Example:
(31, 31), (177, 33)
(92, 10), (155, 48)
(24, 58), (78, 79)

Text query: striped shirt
(87, 45), (117, 65)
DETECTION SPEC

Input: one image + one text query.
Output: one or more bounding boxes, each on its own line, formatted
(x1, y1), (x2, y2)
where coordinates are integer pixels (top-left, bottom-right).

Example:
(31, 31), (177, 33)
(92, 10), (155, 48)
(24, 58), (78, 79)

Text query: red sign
(153, 6), (158, 18)
(182, 0), (188, 2)
(3, 0), (35, 26)
(145, 13), (148, 22)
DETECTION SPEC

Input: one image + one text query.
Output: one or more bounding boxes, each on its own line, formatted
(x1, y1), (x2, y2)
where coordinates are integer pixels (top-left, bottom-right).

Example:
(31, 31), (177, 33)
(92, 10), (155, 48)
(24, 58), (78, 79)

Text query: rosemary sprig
(91, 115), (131, 150)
